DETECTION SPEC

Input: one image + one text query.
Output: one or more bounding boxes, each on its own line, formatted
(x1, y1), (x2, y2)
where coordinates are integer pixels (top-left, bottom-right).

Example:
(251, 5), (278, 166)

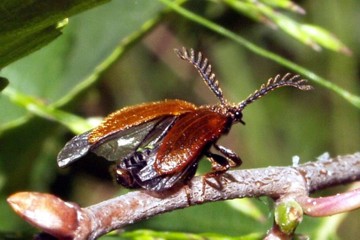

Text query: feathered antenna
(239, 73), (313, 110)
(174, 47), (227, 105)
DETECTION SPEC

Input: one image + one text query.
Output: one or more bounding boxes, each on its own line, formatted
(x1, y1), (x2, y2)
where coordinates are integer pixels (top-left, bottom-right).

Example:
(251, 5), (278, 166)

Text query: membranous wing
(57, 130), (92, 167)
(57, 121), (156, 168)
(92, 116), (177, 161)
(57, 116), (178, 168)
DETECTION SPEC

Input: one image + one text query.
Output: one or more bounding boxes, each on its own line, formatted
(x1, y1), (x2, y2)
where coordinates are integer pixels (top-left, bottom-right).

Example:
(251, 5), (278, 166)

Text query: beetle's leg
(203, 146), (242, 193)
(205, 144), (242, 173)
(203, 152), (229, 192)
(213, 144), (242, 167)
(205, 151), (230, 172)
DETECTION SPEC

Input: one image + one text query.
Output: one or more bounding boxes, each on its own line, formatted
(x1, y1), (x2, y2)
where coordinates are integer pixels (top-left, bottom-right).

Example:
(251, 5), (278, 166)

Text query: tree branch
(8, 152), (360, 239)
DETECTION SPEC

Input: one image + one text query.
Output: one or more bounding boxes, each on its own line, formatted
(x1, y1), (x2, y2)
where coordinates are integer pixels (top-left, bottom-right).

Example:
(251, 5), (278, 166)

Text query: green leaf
(0, 0), (110, 68)
(223, 1), (269, 25)
(0, 20), (65, 69)
(260, 0), (305, 13)
(300, 24), (352, 55)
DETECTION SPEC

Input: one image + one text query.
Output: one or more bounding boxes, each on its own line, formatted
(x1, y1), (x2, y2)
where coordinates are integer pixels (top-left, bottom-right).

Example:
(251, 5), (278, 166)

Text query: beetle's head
(226, 106), (245, 125)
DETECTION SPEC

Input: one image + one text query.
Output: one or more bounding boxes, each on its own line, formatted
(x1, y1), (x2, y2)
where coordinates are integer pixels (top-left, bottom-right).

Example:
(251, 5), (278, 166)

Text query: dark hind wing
(57, 130), (92, 167)
(135, 157), (199, 191)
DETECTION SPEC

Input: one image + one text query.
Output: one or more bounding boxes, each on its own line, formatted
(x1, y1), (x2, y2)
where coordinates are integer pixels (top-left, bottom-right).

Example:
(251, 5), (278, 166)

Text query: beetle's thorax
(201, 103), (244, 124)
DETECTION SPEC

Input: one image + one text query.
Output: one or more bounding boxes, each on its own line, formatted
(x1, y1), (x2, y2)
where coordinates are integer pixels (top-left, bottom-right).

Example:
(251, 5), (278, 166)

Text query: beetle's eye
(233, 111), (245, 124)
(234, 111), (242, 119)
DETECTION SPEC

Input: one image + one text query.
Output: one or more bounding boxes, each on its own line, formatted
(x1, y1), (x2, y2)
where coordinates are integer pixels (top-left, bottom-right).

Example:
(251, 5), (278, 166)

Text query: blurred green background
(0, 0), (359, 239)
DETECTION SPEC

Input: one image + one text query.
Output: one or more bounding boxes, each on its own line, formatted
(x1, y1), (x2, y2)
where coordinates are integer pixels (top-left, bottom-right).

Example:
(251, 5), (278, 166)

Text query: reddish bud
(7, 192), (81, 239)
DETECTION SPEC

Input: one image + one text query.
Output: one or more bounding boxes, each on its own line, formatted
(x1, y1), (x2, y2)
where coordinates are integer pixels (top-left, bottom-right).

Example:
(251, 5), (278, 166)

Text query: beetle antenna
(175, 47), (227, 105)
(239, 73), (313, 110)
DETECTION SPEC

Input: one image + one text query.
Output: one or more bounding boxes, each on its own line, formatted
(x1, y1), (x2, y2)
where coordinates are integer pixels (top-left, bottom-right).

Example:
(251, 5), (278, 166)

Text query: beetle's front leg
(213, 144), (242, 168)
(205, 151), (230, 173)
(203, 145), (241, 192)
(203, 144), (242, 192)
(205, 144), (242, 173)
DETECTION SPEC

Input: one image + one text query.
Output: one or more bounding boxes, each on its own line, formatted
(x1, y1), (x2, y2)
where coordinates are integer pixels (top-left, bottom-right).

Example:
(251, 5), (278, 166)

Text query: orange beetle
(57, 47), (312, 191)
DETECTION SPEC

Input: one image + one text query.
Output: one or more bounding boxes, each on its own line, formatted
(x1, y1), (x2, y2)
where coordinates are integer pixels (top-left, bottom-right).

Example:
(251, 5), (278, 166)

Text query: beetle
(57, 47), (313, 191)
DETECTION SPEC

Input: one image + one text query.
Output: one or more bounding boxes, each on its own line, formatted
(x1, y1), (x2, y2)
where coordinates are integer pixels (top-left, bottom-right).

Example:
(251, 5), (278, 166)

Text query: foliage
(0, 0), (359, 239)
